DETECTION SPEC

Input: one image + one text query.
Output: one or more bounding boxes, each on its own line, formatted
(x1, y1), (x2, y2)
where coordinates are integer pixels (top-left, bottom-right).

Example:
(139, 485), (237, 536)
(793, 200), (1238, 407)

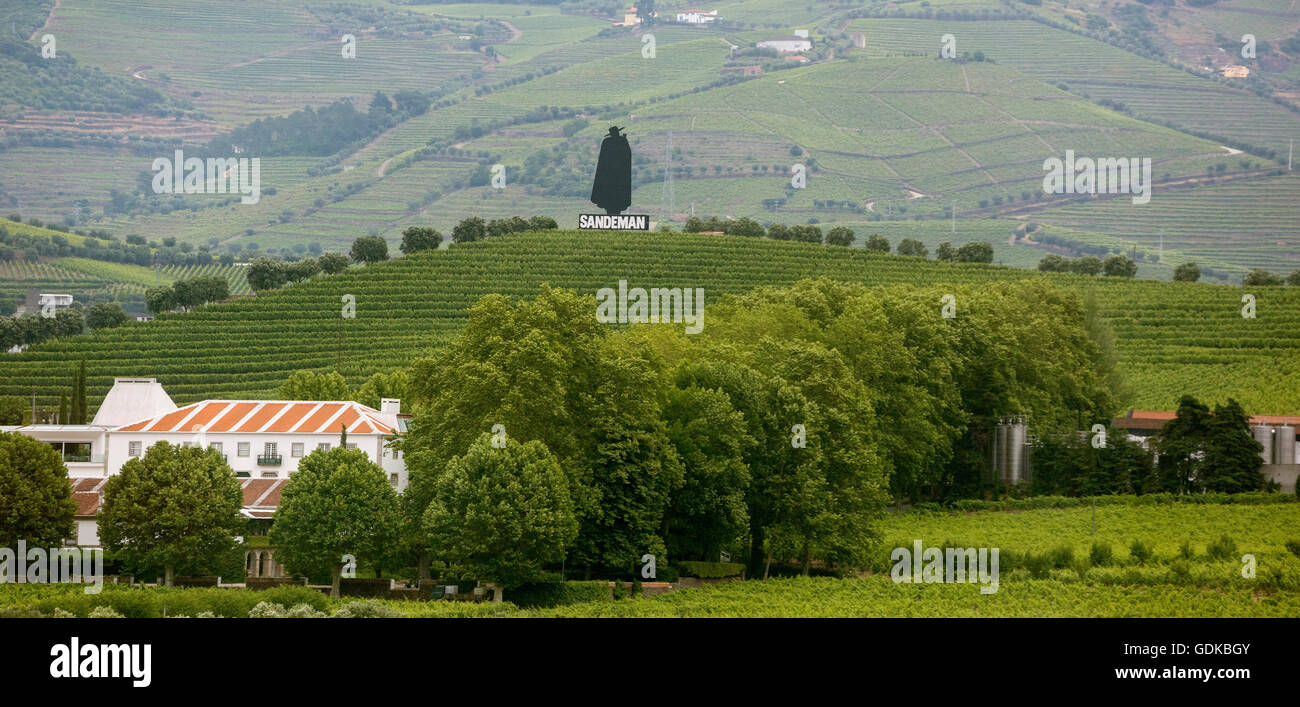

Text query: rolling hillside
(2, 230), (1297, 415)
(1, 0), (1294, 280)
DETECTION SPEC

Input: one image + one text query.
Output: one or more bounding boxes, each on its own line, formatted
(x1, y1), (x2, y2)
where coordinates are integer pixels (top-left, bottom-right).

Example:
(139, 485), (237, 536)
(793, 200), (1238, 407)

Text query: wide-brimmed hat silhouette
(606, 126), (624, 136)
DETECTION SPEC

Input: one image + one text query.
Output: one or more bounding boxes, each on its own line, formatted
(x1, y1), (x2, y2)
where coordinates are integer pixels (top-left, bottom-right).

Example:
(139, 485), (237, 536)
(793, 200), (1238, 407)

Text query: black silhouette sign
(580, 126), (648, 230)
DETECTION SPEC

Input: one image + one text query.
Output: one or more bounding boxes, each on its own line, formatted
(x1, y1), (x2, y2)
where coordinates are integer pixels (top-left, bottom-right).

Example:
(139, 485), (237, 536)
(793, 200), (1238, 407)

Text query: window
(237, 442), (250, 457)
(209, 442), (223, 454)
(389, 473), (399, 486)
(317, 442), (330, 452)
(291, 443), (304, 458)
(346, 443), (357, 450)
(264, 442), (277, 457)
(129, 441), (142, 457)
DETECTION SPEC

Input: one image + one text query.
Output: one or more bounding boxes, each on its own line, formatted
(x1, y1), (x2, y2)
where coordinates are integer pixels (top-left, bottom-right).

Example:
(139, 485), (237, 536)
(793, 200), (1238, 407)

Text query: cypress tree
(58, 394), (69, 425)
(73, 359), (88, 424)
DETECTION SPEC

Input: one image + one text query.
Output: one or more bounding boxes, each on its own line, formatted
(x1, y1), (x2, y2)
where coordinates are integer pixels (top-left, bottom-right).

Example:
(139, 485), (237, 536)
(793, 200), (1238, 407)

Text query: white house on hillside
(757, 36), (812, 53)
(677, 9), (718, 24)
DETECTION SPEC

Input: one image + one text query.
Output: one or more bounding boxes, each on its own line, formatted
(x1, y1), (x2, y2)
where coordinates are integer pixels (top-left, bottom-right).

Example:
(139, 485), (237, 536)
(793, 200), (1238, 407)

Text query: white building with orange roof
(3, 377), (411, 549)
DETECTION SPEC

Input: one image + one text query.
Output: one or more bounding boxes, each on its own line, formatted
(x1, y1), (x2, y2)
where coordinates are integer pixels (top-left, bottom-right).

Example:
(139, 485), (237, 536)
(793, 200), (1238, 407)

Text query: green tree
(422, 434), (577, 593)
(955, 241), (994, 263)
(71, 359), (87, 425)
(824, 227), (854, 247)
(1173, 262), (1201, 282)
(0, 396), (27, 425)
(318, 252), (349, 274)
(349, 236), (389, 265)
(58, 394), (68, 425)
(1153, 396), (1213, 493)
(354, 370), (409, 410)
(0, 431), (76, 546)
(935, 241), (955, 261)
(85, 302), (128, 331)
(399, 226), (442, 255)
(271, 446), (402, 596)
(1200, 399), (1265, 493)
(662, 385), (751, 560)
(245, 257), (287, 291)
(896, 238), (928, 257)
(98, 442), (243, 585)
(1287, 270), (1300, 287)
(1069, 256), (1103, 276)
(1102, 254), (1137, 277)
(451, 217), (486, 244)
(1243, 269), (1282, 286)
(726, 217), (766, 238)
(864, 233), (889, 252)
(278, 370), (352, 401)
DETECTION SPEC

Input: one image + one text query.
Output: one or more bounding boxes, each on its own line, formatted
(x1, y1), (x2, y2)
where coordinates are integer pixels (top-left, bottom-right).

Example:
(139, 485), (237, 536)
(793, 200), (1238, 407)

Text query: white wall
(107, 430), (391, 479)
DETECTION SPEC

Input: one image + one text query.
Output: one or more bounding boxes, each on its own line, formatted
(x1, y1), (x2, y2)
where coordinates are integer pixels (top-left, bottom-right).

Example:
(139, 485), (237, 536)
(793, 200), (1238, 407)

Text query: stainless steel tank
(1275, 425), (1297, 465)
(1253, 425), (1274, 464)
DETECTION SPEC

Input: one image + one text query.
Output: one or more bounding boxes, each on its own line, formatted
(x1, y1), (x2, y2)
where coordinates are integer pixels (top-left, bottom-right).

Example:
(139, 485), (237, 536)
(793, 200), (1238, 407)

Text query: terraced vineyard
(847, 18), (1300, 160)
(2, 231), (1298, 414)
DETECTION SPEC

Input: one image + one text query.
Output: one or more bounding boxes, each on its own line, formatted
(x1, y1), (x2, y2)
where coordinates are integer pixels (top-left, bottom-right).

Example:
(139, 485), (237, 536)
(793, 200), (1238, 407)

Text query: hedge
(915, 492), (1298, 515)
(677, 561), (745, 579)
(0, 584), (329, 618)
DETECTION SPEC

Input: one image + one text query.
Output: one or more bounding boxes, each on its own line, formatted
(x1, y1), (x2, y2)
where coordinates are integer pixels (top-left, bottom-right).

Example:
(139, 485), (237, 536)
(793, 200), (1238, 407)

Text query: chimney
(381, 398), (401, 415)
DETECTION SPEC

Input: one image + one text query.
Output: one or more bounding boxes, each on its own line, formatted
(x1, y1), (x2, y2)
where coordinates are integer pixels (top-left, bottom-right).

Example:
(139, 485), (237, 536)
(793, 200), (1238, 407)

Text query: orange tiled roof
(1114, 410), (1298, 431)
(117, 400), (396, 435)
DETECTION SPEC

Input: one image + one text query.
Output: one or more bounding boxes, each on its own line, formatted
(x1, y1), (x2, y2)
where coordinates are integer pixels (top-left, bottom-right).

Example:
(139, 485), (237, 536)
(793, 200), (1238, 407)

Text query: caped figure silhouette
(590, 126), (632, 215)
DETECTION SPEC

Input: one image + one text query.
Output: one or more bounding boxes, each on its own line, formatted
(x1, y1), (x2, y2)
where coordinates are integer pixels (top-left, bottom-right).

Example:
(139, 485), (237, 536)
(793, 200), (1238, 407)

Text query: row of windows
(125, 440), (384, 459)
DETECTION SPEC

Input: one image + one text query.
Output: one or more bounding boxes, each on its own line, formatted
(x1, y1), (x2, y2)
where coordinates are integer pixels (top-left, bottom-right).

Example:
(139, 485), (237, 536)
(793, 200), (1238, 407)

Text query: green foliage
(354, 370), (409, 410)
(84, 302), (129, 331)
(896, 238), (928, 257)
(0, 431), (76, 546)
(1173, 262), (1201, 282)
(864, 233), (890, 252)
(452, 217), (486, 244)
(1154, 396), (1264, 493)
(270, 447), (402, 593)
(1206, 534), (1237, 561)
(422, 435), (578, 588)
(1089, 542), (1113, 567)
(507, 580), (611, 608)
(349, 236), (389, 265)
(333, 599), (404, 618)
(677, 561), (746, 579)
(1243, 269), (1282, 287)
(0, 397), (25, 425)
(98, 442), (244, 583)
(954, 241), (993, 263)
(1129, 539), (1153, 564)
(277, 370), (351, 401)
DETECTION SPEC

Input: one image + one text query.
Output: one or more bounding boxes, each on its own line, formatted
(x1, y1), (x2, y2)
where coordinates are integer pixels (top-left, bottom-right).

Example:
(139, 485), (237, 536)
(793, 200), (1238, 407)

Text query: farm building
(720, 64), (764, 77)
(1219, 65), (1249, 78)
(757, 36), (812, 53)
(1112, 410), (1299, 492)
(23, 289), (73, 314)
(677, 9), (718, 24)
(2, 377), (412, 548)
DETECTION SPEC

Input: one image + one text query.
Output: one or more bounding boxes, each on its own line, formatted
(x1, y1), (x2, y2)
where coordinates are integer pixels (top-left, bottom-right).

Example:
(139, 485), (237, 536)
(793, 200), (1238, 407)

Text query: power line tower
(662, 130), (675, 217)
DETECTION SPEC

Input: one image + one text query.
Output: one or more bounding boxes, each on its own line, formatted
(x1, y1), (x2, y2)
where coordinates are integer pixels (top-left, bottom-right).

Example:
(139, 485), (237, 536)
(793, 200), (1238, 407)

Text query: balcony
(256, 454), (282, 466)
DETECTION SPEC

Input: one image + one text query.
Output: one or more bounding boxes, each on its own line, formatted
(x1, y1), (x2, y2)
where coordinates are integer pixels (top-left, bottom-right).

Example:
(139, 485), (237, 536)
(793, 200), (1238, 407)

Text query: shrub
(333, 600), (403, 618)
(1180, 539), (1195, 559)
(285, 603), (327, 618)
(1089, 542), (1113, 567)
(676, 561), (745, 579)
(89, 606), (125, 618)
(1285, 540), (1300, 559)
(260, 585), (329, 612)
(507, 580), (611, 608)
(1129, 539), (1153, 565)
(1207, 535), (1237, 561)
(249, 601), (286, 618)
